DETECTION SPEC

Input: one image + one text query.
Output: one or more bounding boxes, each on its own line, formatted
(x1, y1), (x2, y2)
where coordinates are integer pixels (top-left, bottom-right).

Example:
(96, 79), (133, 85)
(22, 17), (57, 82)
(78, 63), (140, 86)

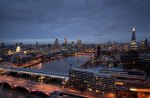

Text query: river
(0, 55), (90, 98)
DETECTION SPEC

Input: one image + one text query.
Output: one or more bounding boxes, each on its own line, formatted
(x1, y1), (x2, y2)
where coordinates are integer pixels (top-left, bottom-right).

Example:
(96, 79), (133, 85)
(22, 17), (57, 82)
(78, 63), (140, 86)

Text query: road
(0, 76), (101, 98)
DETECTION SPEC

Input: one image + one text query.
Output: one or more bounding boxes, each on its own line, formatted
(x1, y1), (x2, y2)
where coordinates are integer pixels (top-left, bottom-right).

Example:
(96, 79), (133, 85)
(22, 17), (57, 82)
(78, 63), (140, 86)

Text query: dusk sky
(0, 0), (150, 43)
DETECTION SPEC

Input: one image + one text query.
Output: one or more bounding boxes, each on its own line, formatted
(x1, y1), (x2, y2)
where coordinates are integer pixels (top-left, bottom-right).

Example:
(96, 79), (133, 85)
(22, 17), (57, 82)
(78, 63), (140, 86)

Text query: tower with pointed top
(130, 27), (138, 50)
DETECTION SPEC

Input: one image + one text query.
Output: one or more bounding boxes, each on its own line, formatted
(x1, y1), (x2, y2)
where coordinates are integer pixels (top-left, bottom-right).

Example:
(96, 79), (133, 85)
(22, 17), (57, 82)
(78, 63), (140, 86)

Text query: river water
(0, 55), (90, 98)
(29, 55), (89, 73)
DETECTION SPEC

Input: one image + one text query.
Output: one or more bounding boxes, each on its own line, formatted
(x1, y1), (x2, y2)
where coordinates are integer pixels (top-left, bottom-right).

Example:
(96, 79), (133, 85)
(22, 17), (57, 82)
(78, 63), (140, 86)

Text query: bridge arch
(13, 85), (30, 93)
(30, 90), (50, 96)
(0, 81), (13, 88)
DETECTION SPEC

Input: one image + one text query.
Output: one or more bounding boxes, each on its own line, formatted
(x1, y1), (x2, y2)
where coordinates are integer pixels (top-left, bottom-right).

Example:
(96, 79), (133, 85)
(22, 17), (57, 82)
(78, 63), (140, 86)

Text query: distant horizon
(1, 38), (148, 45)
(0, 0), (150, 42)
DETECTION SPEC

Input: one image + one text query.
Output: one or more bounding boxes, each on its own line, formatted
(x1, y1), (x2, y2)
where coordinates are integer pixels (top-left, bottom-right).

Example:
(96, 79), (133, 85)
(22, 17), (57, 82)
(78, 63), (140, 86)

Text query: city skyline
(0, 0), (150, 43)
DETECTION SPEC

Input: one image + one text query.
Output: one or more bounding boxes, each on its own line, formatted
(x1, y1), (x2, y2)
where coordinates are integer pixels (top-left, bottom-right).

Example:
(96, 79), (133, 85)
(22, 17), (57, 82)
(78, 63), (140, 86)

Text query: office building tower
(64, 38), (67, 46)
(77, 40), (82, 49)
(0, 42), (5, 49)
(48, 44), (51, 48)
(36, 41), (38, 47)
(96, 45), (101, 58)
(130, 27), (138, 50)
(141, 41), (145, 49)
(70, 42), (74, 50)
(54, 39), (59, 47)
(145, 38), (148, 48)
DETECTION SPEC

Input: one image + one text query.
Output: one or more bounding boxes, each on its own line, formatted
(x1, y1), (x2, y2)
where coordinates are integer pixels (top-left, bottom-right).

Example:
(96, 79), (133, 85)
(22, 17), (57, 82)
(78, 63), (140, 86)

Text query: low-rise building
(69, 66), (148, 95)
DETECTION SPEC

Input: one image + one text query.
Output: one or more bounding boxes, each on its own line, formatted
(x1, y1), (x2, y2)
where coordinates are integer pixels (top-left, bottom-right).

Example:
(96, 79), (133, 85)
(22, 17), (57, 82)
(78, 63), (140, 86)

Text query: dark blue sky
(0, 0), (150, 43)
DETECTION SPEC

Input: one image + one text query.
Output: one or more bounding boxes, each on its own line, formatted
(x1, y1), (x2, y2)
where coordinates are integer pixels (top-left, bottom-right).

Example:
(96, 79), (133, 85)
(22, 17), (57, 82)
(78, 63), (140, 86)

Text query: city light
(130, 88), (150, 92)
(0, 1), (149, 97)
(115, 82), (124, 85)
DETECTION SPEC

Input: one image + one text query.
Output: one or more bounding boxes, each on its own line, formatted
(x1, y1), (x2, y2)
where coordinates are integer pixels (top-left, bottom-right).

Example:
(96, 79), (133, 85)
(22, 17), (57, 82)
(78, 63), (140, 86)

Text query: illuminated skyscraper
(130, 27), (138, 50)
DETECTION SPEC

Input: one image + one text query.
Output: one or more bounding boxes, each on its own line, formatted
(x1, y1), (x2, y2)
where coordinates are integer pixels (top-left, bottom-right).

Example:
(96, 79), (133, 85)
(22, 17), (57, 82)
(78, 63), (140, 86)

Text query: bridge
(0, 65), (68, 79)
(0, 76), (98, 98)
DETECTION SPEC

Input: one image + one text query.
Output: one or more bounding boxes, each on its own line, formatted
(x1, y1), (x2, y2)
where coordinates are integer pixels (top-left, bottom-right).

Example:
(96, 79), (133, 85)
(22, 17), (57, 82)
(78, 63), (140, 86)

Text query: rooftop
(71, 66), (145, 77)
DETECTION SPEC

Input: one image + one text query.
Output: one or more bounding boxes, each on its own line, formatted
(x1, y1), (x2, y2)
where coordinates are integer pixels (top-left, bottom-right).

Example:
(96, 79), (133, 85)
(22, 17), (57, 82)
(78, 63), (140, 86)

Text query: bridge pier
(0, 80), (51, 96)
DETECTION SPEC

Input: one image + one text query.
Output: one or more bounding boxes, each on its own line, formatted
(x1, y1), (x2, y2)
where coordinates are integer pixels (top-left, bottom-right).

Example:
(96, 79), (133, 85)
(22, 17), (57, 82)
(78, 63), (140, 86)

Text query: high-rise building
(64, 38), (67, 46)
(77, 40), (82, 49)
(0, 42), (5, 49)
(145, 38), (148, 48)
(36, 41), (38, 47)
(48, 44), (51, 48)
(130, 27), (138, 50)
(54, 39), (59, 47)
(96, 45), (101, 57)
(19, 42), (23, 46)
(141, 40), (145, 49)
(70, 42), (74, 50)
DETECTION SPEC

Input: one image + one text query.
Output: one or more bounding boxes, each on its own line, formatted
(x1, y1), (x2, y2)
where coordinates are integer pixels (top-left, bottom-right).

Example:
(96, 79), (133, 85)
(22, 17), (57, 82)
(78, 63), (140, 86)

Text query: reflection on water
(29, 55), (89, 74)
(0, 55), (90, 98)
(0, 84), (29, 98)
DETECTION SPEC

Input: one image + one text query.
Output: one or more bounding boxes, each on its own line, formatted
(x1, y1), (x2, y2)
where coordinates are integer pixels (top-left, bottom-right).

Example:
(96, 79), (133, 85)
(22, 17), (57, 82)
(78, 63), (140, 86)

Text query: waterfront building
(69, 67), (116, 93)
(69, 66), (147, 97)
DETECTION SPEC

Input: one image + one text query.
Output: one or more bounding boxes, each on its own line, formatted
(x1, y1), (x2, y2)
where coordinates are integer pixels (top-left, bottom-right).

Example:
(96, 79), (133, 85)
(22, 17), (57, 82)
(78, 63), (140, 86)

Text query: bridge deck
(0, 65), (68, 79)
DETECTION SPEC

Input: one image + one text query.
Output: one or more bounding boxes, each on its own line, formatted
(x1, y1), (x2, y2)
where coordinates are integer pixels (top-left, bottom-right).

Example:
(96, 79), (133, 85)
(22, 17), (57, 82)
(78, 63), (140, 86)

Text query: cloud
(0, 0), (150, 43)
